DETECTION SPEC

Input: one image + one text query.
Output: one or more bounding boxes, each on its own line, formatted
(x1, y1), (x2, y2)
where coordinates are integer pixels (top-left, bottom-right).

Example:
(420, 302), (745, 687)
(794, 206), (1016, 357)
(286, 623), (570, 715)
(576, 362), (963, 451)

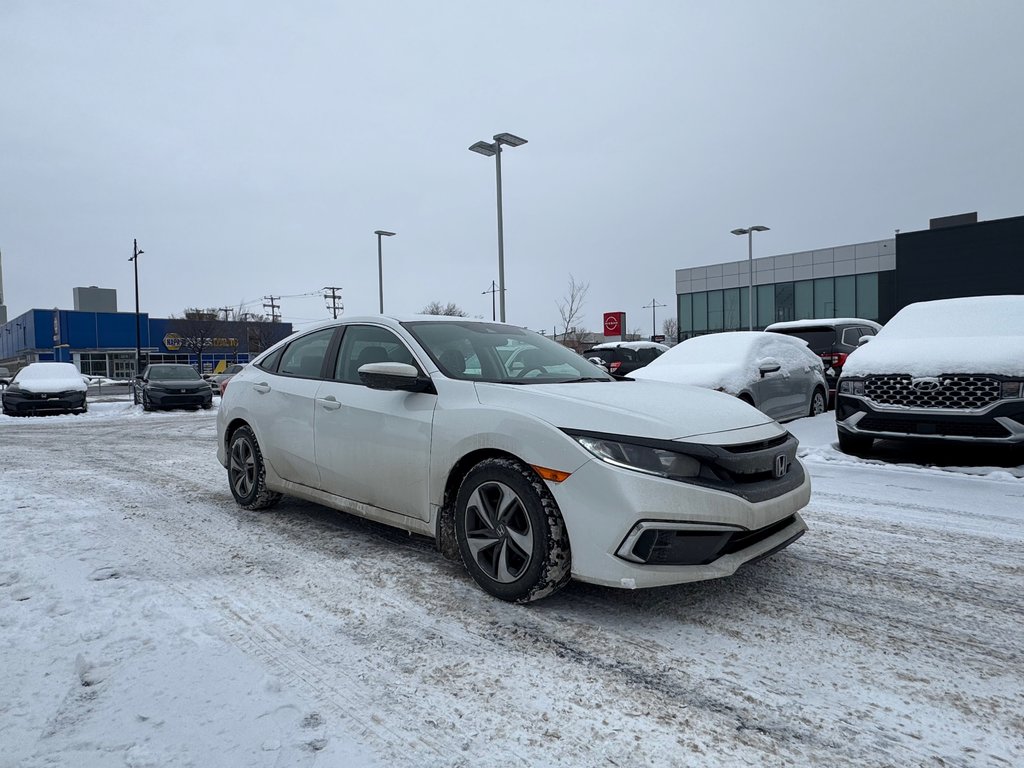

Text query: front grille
(864, 375), (1000, 410)
(858, 416), (1009, 439)
(723, 434), (789, 454)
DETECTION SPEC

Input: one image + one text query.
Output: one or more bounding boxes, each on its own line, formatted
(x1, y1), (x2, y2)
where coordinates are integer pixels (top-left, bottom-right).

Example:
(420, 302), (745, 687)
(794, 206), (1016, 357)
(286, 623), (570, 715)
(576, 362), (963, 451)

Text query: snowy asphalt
(1, 403), (1022, 767)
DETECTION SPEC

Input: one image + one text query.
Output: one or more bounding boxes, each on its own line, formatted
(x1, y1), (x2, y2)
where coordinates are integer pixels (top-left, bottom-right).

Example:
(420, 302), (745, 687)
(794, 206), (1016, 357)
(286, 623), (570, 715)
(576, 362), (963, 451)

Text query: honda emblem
(773, 454), (787, 479)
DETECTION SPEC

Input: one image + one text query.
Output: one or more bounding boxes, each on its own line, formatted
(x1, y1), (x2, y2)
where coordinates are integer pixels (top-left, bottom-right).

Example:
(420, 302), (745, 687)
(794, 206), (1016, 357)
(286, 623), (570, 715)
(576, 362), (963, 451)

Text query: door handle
(253, 382), (271, 394)
(319, 395), (342, 411)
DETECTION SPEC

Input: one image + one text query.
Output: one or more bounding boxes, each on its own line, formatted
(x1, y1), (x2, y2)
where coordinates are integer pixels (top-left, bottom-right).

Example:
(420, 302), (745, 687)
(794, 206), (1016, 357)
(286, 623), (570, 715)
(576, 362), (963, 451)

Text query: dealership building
(675, 212), (1024, 339)
(0, 288), (292, 377)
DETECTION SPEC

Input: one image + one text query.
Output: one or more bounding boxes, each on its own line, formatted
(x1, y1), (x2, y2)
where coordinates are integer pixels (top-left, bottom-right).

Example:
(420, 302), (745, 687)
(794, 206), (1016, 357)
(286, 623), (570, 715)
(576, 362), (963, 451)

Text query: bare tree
(662, 317), (679, 343)
(558, 274), (590, 351)
(422, 301), (468, 316)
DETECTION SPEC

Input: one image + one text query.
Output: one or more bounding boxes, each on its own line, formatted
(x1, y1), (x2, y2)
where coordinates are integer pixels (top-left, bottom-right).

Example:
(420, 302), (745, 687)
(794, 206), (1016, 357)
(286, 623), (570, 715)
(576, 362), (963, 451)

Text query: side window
(841, 327), (862, 346)
(277, 328), (336, 379)
(334, 325), (421, 384)
(637, 347), (660, 364)
(257, 347), (284, 373)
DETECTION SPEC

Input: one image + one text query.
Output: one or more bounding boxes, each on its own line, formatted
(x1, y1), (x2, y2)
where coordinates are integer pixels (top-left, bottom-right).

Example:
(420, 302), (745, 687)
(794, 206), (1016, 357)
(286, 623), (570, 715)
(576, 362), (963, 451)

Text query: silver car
(632, 331), (828, 422)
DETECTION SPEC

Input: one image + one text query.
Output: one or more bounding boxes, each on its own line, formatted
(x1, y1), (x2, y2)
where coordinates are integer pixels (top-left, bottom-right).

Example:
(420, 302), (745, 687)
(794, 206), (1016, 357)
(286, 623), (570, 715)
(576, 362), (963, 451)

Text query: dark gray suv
(766, 318), (881, 406)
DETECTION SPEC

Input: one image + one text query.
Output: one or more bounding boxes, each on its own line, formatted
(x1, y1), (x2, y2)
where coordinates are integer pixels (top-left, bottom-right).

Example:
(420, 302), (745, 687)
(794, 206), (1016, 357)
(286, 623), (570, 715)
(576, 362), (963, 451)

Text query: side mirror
(358, 362), (435, 393)
(757, 358), (782, 378)
(858, 335), (872, 346)
(135, 375), (145, 381)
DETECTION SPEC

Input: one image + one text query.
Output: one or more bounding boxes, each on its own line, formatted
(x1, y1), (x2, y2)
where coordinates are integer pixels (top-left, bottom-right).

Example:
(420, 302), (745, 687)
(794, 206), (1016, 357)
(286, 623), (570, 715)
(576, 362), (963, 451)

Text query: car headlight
(1001, 380), (1024, 399)
(838, 378), (865, 396)
(571, 434), (701, 479)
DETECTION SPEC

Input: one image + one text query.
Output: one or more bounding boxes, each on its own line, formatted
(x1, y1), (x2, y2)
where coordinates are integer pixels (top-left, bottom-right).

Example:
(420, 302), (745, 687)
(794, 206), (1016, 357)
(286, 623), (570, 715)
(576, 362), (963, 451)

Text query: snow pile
(844, 295), (1024, 377)
(587, 341), (669, 352)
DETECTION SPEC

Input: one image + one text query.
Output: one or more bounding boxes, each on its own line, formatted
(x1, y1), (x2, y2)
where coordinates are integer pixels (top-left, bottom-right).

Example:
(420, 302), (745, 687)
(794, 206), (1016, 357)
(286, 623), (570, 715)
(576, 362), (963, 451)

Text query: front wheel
(142, 392), (154, 412)
(455, 457), (571, 603)
(809, 388), (827, 417)
(227, 425), (283, 510)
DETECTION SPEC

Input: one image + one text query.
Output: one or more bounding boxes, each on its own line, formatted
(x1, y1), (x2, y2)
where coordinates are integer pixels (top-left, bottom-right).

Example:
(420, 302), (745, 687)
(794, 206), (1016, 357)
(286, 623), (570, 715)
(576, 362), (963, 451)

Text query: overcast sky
(2, 0), (1022, 336)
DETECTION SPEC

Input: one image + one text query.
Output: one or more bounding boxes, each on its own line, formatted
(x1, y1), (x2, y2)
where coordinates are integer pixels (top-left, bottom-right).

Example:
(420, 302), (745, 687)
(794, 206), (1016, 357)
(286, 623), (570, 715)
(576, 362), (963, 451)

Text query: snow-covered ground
(1, 404), (1021, 767)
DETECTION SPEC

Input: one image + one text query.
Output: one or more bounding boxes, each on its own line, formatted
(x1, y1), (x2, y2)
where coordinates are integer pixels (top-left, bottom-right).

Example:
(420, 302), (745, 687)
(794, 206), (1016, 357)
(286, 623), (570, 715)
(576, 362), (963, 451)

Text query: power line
(262, 295), (281, 323)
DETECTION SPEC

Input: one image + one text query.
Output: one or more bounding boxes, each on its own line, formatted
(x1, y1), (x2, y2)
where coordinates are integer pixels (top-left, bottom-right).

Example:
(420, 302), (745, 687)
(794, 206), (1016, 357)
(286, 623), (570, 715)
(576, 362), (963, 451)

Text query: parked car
(217, 316), (809, 603)
(631, 331), (828, 422)
(133, 364), (214, 411)
(209, 364), (246, 394)
(581, 341), (670, 377)
(835, 295), (1024, 455)
(1, 362), (88, 416)
(766, 318), (882, 406)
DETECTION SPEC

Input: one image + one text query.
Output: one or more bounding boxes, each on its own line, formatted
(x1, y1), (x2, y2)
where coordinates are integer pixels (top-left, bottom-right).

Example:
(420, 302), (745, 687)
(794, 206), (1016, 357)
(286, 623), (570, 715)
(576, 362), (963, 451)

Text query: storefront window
(814, 278), (835, 317)
(739, 287), (750, 330)
(756, 285), (774, 329)
(856, 273), (879, 319)
(795, 280), (813, 319)
(835, 275), (856, 317)
(707, 290), (724, 331)
(679, 294), (693, 334)
(723, 288), (741, 330)
(774, 282), (794, 323)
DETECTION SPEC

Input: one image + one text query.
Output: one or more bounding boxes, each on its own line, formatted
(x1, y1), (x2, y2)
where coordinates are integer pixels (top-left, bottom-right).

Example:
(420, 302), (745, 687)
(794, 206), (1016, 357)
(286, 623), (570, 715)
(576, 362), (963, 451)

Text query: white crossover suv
(217, 316), (810, 602)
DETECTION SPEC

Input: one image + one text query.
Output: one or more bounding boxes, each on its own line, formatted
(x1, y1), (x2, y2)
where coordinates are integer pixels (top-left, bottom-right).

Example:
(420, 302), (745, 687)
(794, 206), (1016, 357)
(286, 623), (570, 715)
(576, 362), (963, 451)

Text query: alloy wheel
(229, 437), (256, 499)
(463, 481), (534, 583)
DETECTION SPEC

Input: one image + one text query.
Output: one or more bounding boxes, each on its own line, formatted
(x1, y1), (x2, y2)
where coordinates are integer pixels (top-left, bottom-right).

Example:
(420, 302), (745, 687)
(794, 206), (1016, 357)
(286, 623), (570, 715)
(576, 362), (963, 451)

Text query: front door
(313, 324), (436, 520)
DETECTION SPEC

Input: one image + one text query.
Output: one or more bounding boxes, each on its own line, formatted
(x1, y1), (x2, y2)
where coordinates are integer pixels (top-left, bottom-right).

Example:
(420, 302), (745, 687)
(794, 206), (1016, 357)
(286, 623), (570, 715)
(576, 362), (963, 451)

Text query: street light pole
(482, 280), (498, 321)
(469, 132), (528, 323)
(128, 238), (144, 373)
(374, 230), (396, 313)
(730, 225), (770, 331)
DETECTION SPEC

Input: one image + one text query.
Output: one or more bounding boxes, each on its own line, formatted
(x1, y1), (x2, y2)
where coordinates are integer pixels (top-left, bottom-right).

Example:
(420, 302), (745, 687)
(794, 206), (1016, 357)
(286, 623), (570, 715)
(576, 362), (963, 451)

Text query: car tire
(838, 430), (873, 456)
(227, 425), (283, 510)
(142, 392), (153, 412)
(454, 457), (572, 603)
(132, 387), (139, 405)
(809, 388), (827, 417)
(202, 402), (213, 410)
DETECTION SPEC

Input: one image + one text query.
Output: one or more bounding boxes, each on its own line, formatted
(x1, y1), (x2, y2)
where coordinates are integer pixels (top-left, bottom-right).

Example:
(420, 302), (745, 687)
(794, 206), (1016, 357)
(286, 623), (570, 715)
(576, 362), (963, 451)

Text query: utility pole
(643, 298), (667, 339)
(129, 238), (144, 374)
(262, 296), (281, 323)
(482, 280), (498, 321)
(217, 307), (233, 322)
(323, 286), (343, 319)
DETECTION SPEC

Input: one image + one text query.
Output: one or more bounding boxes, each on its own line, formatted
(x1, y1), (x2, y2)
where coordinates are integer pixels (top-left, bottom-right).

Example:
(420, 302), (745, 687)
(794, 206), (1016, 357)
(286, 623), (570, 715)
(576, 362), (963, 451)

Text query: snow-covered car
(133, 364), (214, 411)
(835, 295), (1024, 455)
(581, 341), (669, 377)
(766, 317), (882, 406)
(631, 332), (829, 423)
(217, 317), (810, 603)
(1, 362), (88, 416)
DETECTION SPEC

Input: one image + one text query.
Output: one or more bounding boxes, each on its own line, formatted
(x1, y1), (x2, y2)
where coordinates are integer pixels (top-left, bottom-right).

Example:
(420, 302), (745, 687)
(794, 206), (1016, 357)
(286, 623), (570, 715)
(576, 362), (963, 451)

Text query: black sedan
(2, 362), (88, 416)
(134, 364), (213, 411)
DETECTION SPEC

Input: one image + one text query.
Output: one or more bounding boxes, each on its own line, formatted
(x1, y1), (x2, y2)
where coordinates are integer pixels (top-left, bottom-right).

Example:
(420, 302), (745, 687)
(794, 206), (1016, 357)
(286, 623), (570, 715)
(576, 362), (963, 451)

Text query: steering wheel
(516, 364), (547, 378)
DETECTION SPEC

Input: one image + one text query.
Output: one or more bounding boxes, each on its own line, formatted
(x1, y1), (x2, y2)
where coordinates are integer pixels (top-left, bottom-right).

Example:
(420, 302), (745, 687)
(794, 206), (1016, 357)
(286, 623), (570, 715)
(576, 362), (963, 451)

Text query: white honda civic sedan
(217, 316), (810, 602)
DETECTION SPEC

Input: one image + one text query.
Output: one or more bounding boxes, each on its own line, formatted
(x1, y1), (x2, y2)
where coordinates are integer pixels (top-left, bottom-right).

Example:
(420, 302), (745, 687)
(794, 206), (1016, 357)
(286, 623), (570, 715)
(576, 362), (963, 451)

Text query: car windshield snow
(403, 320), (612, 384)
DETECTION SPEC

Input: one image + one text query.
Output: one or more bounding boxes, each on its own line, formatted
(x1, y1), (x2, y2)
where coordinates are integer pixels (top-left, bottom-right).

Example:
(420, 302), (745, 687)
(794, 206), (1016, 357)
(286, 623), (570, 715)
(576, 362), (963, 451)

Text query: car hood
(149, 379), (209, 389)
(10, 377), (88, 394)
(474, 379), (776, 441)
(843, 337), (1024, 377)
(630, 363), (748, 394)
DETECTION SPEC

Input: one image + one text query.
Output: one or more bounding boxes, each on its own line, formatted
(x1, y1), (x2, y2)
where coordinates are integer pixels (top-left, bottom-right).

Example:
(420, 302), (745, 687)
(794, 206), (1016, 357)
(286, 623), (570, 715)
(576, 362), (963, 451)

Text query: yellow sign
(163, 333), (184, 351)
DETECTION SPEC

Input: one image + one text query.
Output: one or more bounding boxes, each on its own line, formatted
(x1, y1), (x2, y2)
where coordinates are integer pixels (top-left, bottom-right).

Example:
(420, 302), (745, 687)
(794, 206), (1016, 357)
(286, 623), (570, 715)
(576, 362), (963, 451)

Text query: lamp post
(730, 226), (770, 330)
(374, 230), (396, 313)
(469, 132), (528, 323)
(128, 238), (144, 374)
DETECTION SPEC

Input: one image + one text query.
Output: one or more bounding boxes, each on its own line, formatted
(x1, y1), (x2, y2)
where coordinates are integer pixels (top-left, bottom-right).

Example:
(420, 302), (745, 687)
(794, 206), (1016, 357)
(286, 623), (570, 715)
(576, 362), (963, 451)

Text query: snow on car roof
(587, 341), (669, 351)
(766, 318), (882, 331)
(15, 362), (83, 381)
(876, 295), (1024, 339)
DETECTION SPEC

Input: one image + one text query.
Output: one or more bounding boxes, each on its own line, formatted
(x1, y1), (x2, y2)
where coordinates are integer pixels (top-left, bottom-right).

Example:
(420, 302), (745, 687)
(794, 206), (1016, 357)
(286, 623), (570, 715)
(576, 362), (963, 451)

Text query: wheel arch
(435, 447), (535, 562)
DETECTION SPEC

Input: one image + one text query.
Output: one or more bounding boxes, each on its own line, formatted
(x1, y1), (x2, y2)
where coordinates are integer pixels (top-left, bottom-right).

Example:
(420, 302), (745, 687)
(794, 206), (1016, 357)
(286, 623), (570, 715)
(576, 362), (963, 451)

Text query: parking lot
(1, 401), (1021, 767)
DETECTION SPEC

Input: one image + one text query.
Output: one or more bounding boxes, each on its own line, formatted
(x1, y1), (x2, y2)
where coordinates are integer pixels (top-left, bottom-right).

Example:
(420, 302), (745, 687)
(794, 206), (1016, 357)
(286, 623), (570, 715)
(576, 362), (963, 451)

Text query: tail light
(821, 352), (848, 367)
(610, 361), (622, 374)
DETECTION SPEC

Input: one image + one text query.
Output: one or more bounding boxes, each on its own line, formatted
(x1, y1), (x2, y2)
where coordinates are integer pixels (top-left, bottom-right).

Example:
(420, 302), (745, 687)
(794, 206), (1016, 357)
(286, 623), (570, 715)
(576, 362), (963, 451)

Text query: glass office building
(675, 239), (896, 339)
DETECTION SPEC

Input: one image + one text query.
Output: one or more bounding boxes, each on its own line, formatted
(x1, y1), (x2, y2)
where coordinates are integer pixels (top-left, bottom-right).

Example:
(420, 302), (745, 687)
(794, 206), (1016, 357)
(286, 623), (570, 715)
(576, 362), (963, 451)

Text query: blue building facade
(0, 309), (292, 378)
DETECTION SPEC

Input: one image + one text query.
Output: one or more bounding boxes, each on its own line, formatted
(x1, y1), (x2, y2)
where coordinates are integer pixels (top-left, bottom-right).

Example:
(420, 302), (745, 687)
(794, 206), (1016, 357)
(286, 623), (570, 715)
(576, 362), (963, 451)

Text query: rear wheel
(809, 388), (827, 417)
(455, 458), (571, 603)
(227, 425), (282, 510)
(838, 430), (873, 456)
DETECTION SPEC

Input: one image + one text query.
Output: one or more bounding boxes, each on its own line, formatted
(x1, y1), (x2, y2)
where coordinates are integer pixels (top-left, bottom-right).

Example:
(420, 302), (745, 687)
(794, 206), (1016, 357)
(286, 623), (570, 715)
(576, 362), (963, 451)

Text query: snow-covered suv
(835, 296), (1024, 455)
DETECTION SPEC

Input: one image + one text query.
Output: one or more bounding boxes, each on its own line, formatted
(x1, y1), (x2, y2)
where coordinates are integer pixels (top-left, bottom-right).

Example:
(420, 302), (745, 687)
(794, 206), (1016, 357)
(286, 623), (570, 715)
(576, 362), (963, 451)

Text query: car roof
(765, 318), (882, 331)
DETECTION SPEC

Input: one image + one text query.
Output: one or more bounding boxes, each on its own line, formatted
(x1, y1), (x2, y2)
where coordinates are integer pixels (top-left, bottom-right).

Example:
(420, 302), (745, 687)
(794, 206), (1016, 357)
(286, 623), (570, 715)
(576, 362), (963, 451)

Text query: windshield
(403, 321), (612, 384)
(148, 365), (201, 381)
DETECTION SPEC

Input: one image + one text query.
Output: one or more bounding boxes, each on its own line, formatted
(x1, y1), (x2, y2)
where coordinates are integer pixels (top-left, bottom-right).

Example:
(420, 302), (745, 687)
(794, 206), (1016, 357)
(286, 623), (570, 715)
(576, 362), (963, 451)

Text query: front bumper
(547, 457), (811, 589)
(2, 391), (87, 414)
(146, 388), (213, 408)
(836, 393), (1024, 444)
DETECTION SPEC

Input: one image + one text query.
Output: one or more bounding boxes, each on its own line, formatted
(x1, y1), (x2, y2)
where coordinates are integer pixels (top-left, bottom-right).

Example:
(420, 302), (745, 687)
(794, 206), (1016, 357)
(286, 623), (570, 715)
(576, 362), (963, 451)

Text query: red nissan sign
(603, 311), (625, 337)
